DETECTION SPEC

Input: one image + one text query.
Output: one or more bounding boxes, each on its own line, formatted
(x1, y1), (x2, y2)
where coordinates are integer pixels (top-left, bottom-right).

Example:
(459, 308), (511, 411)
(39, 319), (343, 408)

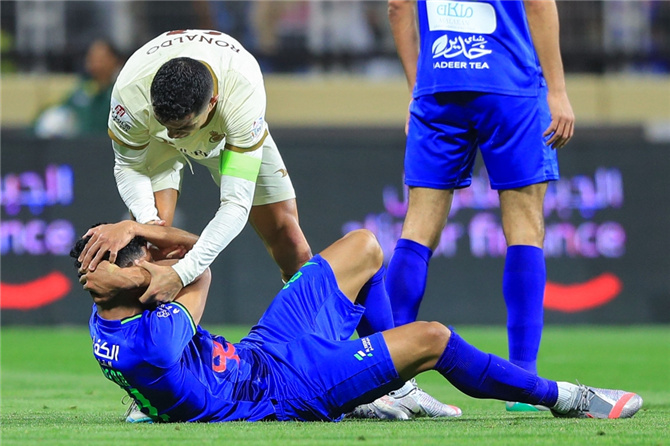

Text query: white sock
(553, 381), (578, 413)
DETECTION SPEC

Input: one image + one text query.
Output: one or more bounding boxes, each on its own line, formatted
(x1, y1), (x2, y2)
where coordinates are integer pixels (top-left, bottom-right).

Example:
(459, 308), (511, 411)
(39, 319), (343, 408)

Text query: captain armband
(219, 150), (262, 182)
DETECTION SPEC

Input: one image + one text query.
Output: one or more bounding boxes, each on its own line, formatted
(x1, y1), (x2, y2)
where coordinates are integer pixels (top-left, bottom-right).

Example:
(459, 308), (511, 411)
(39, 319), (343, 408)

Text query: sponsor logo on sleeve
(110, 97), (133, 132)
(251, 117), (264, 141)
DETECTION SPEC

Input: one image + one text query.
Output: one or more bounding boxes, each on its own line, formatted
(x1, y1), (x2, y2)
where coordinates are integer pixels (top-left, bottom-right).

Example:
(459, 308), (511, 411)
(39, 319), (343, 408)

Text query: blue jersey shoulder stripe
(171, 301), (197, 335)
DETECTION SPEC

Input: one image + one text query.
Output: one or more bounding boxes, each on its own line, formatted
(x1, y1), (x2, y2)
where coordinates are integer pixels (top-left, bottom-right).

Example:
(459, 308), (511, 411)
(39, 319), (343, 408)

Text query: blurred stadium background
(1, 0), (669, 328)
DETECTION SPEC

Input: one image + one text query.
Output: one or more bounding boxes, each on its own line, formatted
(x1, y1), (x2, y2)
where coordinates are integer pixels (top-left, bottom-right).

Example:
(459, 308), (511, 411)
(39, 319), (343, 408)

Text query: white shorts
(147, 131), (296, 206)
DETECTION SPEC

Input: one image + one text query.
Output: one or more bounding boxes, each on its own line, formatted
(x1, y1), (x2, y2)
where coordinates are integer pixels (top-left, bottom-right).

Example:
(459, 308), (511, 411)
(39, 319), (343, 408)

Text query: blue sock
(503, 245), (545, 375)
(356, 266), (395, 337)
(434, 329), (558, 407)
(386, 239), (433, 326)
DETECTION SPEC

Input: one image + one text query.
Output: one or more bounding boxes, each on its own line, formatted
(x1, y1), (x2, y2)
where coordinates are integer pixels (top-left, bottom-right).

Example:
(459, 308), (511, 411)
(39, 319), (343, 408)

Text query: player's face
(159, 98), (216, 139)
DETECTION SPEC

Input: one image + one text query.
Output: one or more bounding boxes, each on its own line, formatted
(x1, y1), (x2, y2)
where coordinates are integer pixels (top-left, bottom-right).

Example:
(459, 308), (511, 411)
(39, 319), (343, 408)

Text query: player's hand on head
(544, 91), (575, 150)
(136, 260), (184, 304)
(79, 260), (122, 296)
(79, 221), (135, 271)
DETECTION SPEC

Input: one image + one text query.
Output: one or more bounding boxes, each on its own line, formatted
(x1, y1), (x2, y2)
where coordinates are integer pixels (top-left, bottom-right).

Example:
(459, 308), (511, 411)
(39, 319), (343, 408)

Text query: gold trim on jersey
(108, 129), (149, 150)
(199, 60), (219, 97)
(198, 60), (219, 128)
(225, 129), (268, 153)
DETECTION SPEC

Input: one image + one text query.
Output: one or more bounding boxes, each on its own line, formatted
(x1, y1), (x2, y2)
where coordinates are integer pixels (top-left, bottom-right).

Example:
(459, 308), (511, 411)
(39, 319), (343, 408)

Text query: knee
(349, 229), (384, 270)
(418, 321), (451, 354)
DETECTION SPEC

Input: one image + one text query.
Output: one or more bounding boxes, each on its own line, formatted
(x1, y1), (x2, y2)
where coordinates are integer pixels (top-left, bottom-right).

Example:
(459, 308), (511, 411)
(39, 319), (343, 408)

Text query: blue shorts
(241, 255), (402, 421)
(405, 89), (559, 190)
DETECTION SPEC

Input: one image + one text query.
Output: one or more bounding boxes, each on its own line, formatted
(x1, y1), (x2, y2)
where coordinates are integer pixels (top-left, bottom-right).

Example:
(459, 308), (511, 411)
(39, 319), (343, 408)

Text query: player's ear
(141, 245), (152, 262)
(210, 95), (219, 106)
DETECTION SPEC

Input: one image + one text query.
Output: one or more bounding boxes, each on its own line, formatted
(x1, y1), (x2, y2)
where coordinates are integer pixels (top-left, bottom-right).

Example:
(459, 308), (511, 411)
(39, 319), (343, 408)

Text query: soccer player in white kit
(77, 29), (312, 304)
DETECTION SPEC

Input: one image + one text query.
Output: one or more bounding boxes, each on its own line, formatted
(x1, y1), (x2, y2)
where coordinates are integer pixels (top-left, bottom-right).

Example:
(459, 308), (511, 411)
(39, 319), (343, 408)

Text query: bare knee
(424, 321), (451, 351)
(347, 229), (384, 271)
(409, 321), (450, 358)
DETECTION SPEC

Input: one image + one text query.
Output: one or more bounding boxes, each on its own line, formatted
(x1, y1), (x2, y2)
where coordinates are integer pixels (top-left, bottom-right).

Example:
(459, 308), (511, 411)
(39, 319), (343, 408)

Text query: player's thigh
(405, 93), (478, 190)
(243, 256), (364, 345)
(252, 131), (296, 206)
(284, 333), (403, 420)
(144, 142), (185, 193)
(248, 199), (301, 245)
(153, 189), (179, 225)
(474, 91), (558, 190)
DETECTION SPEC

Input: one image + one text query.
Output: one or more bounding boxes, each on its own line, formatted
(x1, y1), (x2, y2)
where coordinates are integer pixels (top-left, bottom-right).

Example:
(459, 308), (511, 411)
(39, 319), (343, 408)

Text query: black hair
(69, 223), (147, 275)
(150, 57), (213, 123)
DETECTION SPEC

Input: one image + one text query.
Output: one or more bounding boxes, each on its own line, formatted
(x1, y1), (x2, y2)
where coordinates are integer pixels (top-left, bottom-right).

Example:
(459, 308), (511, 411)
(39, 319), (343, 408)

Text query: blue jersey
(415, 0), (543, 97)
(88, 255), (402, 423)
(89, 303), (277, 422)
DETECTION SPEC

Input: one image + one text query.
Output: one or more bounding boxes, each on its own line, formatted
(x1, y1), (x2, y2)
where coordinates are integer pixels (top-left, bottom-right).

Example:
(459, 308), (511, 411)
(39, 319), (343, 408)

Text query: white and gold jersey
(107, 30), (295, 287)
(108, 29), (267, 157)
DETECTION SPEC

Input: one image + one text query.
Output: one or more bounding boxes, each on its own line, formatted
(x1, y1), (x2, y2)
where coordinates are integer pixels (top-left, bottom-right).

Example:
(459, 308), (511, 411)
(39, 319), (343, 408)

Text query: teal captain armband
(219, 150), (262, 181)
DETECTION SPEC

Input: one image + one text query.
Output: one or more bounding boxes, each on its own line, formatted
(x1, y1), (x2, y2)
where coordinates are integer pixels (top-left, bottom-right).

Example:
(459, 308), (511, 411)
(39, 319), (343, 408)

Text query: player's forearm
(524, 0), (567, 94)
(389, 0), (419, 92)
(172, 147), (260, 285)
(132, 222), (199, 252)
(88, 262), (151, 296)
(172, 195), (251, 286)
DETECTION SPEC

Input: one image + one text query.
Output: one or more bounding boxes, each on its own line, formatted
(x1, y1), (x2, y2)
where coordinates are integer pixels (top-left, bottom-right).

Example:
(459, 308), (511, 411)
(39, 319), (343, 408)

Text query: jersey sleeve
(108, 88), (151, 149)
(134, 302), (197, 368)
(221, 73), (268, 150)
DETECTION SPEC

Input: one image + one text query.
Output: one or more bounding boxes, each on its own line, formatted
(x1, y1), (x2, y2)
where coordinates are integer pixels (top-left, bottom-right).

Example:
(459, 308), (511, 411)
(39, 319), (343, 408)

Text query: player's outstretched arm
(78, 221), (199, 272)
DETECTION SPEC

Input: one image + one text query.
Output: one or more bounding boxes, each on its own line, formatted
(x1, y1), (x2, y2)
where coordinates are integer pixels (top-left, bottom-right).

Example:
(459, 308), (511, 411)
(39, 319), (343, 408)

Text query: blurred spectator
(1, 29), (18, 73)
(192, 0), (253, 42)
(251, 1), (311, 72)
(306, 0), (376, 74)
(33, 39), (123, 138)
(15, 0), (67, 72)
(603, 0), (669, 73)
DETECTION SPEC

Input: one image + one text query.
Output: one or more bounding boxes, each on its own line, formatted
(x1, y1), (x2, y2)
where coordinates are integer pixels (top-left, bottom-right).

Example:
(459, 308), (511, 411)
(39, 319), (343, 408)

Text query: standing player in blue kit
(385, 0), (575, 411)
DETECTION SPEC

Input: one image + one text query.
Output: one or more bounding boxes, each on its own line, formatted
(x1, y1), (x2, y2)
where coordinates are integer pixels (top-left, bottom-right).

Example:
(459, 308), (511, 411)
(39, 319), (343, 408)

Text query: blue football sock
(386, 238), (433, 327)
(435, 329), (558, 407)
(356, 266), (395, 337)
(503, 245), (545, 375)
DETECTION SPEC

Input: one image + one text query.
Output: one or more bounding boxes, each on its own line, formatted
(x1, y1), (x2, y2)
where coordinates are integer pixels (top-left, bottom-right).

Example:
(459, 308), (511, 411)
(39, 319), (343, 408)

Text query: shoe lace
(121, 394), (138, 418)
(574, 384), (595, 411)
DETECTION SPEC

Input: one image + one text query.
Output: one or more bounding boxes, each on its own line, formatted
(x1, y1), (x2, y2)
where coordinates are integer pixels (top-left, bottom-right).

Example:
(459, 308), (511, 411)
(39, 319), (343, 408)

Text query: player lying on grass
(73, 221), (642, 422)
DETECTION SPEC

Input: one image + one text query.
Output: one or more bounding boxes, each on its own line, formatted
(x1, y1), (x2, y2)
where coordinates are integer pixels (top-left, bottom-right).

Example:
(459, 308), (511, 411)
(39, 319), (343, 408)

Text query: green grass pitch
(2, 325), (669, 445)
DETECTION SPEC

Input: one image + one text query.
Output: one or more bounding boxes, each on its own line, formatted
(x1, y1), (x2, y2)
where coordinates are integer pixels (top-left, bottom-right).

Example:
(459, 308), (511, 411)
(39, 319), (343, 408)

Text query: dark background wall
(2, 128), (669, 326)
